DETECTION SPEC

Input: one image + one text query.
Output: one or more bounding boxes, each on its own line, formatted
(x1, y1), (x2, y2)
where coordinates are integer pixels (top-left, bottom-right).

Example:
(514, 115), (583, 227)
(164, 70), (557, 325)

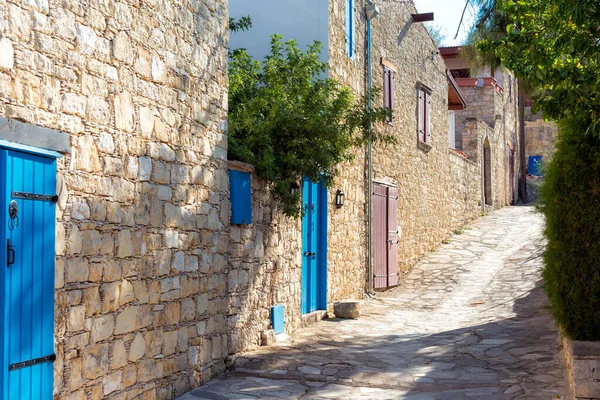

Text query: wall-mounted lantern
(335, 190), (345, 208)
(290, 182), (300, 196)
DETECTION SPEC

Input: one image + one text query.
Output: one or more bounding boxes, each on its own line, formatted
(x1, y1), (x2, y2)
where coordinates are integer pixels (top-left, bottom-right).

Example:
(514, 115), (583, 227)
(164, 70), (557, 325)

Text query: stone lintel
(0, 117), (71, 154)
(228, 160), (255, 173)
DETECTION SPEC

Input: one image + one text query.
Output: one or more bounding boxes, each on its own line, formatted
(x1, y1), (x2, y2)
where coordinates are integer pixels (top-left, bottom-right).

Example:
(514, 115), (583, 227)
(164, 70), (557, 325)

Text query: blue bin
(271, 305), (285, 334)
(528, 155), (543, 176)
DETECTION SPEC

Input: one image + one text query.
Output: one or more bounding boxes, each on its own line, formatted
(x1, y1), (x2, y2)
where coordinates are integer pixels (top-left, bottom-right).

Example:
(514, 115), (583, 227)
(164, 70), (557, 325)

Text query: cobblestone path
(180, 206), (566, 399)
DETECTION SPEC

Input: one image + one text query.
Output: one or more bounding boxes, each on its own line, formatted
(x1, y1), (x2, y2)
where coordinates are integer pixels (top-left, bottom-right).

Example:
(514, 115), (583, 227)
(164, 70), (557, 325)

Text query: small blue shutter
(229, 170), (252, 224)
(345, 0), (353, 57)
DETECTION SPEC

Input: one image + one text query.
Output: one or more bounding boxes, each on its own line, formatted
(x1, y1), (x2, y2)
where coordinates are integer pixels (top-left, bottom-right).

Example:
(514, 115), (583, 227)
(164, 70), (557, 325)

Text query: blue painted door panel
(301, 177), (328, 314)
(1, 150), (56, 400)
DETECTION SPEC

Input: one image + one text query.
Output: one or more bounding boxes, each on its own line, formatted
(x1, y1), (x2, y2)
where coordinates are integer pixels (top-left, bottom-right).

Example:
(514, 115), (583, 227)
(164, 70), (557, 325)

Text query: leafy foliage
(229, 16), (252, 33)
(469, 0), (600, 132)
(465, 1), (600, 339)
(425, 23), (446, 47)
(539, 116), (600, 340)
(229, 34), (393, 217)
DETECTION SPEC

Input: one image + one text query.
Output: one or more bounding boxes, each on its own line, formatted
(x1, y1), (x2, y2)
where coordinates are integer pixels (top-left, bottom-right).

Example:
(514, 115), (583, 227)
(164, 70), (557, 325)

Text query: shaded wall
(0, 0), (229, 398)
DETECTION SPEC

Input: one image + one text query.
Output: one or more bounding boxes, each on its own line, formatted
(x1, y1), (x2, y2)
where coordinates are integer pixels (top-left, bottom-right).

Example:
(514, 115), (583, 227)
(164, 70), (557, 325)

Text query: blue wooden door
(301, 177), (328, 314)
(0, 149), (56, 400)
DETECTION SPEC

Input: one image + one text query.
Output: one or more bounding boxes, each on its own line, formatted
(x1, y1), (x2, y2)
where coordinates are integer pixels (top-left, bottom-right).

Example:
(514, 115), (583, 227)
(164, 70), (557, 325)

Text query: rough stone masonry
(0, 0), (229, 398)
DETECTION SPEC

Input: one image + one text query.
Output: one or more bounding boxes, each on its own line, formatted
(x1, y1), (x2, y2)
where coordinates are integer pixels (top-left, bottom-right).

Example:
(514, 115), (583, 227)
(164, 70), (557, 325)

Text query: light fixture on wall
(335, 190), (345, 208)
(365, 0), (379, 21)
(290, 182), (300, 196)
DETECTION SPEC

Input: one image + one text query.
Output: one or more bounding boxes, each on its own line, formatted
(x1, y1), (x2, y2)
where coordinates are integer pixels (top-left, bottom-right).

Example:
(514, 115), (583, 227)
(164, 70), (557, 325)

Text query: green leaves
(229, 35), (393, 217)
(470, 0), (600, 130)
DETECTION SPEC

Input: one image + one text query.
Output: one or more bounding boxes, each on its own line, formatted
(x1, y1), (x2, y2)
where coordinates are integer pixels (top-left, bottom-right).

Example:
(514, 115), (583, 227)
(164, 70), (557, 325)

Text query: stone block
(334, 301), (361, 319)
(82, 343), (109, 379)
(114, 306), (138, 334)
(129, 332), (145, 362)
(261, 330), (276, 346)
(91, 315), (114, 343)
(0, 38), (14, 70)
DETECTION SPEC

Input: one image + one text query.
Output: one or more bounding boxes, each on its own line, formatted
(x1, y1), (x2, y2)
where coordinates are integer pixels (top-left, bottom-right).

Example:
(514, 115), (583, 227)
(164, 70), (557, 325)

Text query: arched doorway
(483, 138), (492, 206)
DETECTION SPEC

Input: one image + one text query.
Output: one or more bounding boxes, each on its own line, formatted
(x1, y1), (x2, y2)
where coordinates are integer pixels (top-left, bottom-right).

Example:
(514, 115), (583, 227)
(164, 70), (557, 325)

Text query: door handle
(7, 239), (15, 267)
(304, 251), (316, 257)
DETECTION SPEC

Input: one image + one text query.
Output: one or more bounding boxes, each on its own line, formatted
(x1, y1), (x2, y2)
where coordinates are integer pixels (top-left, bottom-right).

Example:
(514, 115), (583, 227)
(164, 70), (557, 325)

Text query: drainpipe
(365, 0), (379, 294)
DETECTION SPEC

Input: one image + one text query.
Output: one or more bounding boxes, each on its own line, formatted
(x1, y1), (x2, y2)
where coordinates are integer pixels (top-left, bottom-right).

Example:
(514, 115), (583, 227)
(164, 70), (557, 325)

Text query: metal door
(0, 149), (56, 400)
(373, 183), (399, 289)
(301, 177), (328, 314)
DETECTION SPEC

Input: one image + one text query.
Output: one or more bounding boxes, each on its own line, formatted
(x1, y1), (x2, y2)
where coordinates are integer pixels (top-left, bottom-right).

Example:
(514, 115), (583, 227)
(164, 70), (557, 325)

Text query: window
(448, 111), (455, 148)
(418, 86), (432, 146)
(229, 170), (252, 224)
(345, 0), (354, 58)
(450, 69), (470, 79)
(383, 66), (394, 122)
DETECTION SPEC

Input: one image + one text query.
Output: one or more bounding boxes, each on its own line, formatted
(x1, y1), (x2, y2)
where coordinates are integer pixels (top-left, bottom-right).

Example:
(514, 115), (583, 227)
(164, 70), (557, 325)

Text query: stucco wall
(228, 0), (329, 64)
(0, 0), (229, 398)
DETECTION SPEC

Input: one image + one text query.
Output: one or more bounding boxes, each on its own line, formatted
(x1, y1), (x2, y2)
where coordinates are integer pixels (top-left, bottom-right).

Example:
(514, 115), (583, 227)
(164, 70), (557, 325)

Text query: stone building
(0, 1), (523, 399)
(524, 107), (558, 171)
(441, 45), (521, 206)
(225, 0), (517, 367)
(0, 0), (229, 399)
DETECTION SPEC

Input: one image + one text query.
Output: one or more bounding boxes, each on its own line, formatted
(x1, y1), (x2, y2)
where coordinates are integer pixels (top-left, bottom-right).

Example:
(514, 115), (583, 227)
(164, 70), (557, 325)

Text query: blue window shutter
(345, 0), (352, 57)
(229, 170), (252, 224)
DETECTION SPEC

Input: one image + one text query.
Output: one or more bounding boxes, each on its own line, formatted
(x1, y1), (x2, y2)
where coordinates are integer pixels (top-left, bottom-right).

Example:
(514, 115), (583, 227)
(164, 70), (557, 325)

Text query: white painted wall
(229, 0), (329, 64)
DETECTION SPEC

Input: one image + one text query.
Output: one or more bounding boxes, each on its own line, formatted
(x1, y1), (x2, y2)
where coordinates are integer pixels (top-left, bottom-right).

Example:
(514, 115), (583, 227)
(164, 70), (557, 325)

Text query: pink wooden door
(373, 183), (399, 289)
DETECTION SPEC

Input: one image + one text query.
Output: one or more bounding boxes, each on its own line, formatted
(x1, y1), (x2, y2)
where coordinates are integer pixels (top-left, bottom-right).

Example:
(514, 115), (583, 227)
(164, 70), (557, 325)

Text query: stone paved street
(179, 206), (566, 399)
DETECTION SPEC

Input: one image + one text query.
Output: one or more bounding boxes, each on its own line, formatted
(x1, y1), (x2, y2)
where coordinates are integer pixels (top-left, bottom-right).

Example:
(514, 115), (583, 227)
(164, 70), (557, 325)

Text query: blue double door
(0, 149), (56, 399)
(301, 177), (328, 314)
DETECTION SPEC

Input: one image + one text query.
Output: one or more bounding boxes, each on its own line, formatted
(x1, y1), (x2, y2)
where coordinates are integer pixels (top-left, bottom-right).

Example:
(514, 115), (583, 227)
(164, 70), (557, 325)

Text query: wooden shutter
(387, 186), (399, 287)
(389, 70), (395, 114)
(426, 91), (431, 144)
(418, 89), (424, 142)
(229, 170), (252, 224)
(383, 68), (390, 110)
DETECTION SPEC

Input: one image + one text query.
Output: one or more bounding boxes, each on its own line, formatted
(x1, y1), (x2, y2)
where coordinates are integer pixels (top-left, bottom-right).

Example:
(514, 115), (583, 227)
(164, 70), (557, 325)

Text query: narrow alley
(180, 206), (566, 399)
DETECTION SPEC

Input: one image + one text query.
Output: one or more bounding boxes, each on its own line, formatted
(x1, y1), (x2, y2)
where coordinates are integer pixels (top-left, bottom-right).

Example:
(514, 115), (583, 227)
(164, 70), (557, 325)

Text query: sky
(413, 0), (478, 46)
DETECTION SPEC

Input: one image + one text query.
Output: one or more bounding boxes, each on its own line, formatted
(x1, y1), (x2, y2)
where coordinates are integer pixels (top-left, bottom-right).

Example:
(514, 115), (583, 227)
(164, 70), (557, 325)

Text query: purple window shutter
(418, 89), (424, 141)
(426, 91), (431, 143)
(390, 71), (395, 113)
(383, 68), (390, 109)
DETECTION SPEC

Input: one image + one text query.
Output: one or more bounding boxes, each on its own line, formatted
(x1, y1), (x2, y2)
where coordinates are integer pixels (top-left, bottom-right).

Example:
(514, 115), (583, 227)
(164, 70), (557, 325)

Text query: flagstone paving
(179, 206), (566, 399)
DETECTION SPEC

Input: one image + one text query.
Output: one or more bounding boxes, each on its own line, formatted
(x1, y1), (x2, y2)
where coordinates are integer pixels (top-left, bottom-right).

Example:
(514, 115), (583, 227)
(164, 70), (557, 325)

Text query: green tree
(426, 23), (446, 47)
(470, 0), (600, 131)
(229, 32), (393, 217)
(465, 0), (600, 340)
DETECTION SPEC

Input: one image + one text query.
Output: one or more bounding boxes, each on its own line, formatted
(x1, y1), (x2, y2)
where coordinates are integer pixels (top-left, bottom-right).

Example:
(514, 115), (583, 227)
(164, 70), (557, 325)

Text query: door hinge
(9, 353), (56, 371)
(12, 191), (58, 203)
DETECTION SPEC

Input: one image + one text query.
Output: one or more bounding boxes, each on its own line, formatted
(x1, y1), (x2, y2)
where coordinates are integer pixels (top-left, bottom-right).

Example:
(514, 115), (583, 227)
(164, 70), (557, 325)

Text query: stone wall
(0, 0), (229, 398)
(369, 1), (483, 272)
(525, 107), (557, 167)
(218, 0), (374, 361)
(327, 0), (370, 303)
(563, 337), (600, 399)
(454, 75), (520, 207)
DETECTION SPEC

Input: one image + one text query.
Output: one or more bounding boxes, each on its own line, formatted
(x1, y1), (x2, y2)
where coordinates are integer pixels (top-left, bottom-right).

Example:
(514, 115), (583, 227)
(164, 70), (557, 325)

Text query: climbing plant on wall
(228, 20), (393, 218)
